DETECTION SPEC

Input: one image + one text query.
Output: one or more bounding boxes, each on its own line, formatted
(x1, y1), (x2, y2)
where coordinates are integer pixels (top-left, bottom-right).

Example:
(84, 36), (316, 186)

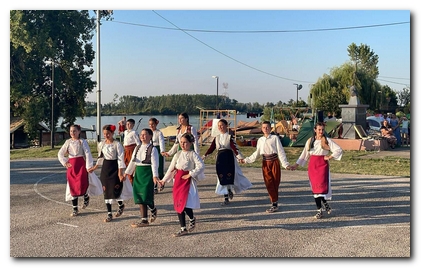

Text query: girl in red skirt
(159, 133), (205, 237)
(58, 124), (95, 216)
(291, 122), (343, 219)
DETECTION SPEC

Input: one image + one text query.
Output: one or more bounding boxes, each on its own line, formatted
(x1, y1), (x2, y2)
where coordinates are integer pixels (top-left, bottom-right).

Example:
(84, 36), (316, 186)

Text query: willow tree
(10, 10), (112, 139)
(310, 43), (381, 116)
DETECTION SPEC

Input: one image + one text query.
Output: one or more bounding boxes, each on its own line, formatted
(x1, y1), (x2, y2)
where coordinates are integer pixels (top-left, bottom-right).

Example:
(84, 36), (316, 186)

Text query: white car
(366, 116), (383, 133)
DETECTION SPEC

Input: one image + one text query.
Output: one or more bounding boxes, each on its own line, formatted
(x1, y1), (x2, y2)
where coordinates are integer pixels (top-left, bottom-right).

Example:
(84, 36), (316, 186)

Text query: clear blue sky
(83, 9), (410, 105)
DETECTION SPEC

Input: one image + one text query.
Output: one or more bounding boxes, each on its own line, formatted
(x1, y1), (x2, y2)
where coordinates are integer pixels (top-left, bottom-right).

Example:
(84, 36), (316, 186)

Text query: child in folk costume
(202, 119), (252, 206)
(158, 133), (205, 237)
(89, 124), (130, 223)
(125, 128), (160, 227)
(162, 112), (199, 157)
(123, 118), (141, 185)
(58, 124), (101, 217)
(290, 122), (343, 219)
(148, 117), (166, 193)
(240, 121), (293, 213)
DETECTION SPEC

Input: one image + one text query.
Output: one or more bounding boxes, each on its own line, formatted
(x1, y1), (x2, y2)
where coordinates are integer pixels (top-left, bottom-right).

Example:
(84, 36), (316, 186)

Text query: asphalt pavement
(9, 155), (412, 261)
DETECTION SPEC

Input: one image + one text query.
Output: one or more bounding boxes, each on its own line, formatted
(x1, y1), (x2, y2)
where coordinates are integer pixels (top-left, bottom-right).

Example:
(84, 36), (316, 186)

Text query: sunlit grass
(10, 142), (410, 177)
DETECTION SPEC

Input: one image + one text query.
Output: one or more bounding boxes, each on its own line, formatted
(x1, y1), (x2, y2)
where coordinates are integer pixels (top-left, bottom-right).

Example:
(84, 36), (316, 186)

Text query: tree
(10, 10), (110, 139)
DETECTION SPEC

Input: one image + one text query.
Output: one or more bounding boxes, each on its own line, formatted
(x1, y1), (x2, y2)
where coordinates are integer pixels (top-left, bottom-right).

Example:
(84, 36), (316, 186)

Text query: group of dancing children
(58, 115), (343, 237)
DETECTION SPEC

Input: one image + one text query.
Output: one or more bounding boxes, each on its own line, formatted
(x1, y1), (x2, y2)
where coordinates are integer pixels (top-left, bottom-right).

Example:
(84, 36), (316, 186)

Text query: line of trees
(10, 11), (410, 141)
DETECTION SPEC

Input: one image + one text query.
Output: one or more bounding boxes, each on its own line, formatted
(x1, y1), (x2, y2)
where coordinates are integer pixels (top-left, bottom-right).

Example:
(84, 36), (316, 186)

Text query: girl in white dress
(291, 122), (343, 219)
(58, 124), (97, 216)
(202, 119), (252, 206)
(159, 133), (205, 237)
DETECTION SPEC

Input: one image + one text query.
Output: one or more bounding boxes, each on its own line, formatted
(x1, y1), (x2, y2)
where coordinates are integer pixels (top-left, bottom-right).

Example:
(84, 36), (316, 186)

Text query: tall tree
(10, 10), (110, 139)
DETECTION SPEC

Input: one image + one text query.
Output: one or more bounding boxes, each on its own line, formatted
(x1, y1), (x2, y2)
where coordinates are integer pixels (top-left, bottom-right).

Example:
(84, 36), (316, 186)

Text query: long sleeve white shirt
(96, 141), (126, 169)
(58, 138), (94, 169)
(152, 129), (166, 150)
(125, 144), (159, 177)
(296, 138), (343, 167)
(123, 129), (141, 146)
(244, 134), (290, 169)
(168, 125), (200, 156)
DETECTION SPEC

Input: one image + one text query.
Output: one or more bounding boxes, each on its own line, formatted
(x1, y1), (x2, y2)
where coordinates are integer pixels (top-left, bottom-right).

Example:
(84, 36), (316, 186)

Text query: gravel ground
(8, 154), (413, 263)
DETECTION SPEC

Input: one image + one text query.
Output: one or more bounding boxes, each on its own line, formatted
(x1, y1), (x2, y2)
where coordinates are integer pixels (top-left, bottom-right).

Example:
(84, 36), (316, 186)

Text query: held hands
(239, 159), (245, 164)
(162, 152), (170, 157)
(87, 165), (97, 173)
(181, 174), (191, 180)
(287, 164), (298, 171)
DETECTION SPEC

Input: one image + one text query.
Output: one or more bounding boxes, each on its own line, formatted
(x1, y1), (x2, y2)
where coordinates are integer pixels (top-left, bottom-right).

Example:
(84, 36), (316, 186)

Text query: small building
(10, 117), (50, 149)
(10, 117), (96, 148)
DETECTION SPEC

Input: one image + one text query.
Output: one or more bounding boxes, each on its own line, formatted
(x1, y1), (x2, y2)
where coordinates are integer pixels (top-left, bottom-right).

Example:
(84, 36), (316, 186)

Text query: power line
(151, 10), (312, 83)
(108, 13), (410, 87)
(110, 20), (409, 34)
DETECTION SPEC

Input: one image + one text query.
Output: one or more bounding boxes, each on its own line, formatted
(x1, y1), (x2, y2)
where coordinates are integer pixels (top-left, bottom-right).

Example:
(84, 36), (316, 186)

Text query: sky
(84, 9), (410, 105)
(4, 0), (418, 266)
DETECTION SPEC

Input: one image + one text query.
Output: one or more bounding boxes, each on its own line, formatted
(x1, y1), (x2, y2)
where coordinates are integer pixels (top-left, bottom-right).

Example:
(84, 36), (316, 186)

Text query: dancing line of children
(58, 115), (342, 237)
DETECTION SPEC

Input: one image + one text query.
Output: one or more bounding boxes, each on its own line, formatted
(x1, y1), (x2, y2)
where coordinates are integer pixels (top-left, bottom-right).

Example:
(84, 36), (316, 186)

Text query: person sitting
(380, 126), (397, 149)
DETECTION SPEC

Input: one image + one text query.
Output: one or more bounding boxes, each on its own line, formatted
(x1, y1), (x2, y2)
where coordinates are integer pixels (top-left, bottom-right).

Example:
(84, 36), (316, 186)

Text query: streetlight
(96, 10), (102, 142)
(293, 83), (302, 104)
(46, 59), (56, 149)
(212, 76), (219, 110)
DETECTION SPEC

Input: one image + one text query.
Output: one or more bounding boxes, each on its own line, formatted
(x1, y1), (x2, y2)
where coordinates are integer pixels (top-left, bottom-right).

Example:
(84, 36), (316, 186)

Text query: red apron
(172, 170), (191, 213)
(67, 156), (89, 197)
(308, 155), (329, 194)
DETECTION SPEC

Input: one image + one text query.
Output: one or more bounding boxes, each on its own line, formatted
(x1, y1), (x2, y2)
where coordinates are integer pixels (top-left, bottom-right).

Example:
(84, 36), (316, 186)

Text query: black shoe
(70, 209), (79, 217)
(149, 207), (157, 223)
(266, 206), (278, 213)
(104, 213), (113, 222)
(323, 202), (332, 214)
(114, 204), (125, 217)
(173, 228), (188, 237)
(314, 209), (323, 219)
(228, 190), (234, 200)
(131, 220), (149, 228)
(221, 200), (230, 206)
(188, 217), (196, 232)
(82, 196), (90, 209)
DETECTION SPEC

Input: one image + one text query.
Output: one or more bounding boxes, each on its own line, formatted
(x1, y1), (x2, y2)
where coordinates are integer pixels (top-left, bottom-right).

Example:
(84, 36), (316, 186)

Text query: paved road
(9, 157), (411, 260)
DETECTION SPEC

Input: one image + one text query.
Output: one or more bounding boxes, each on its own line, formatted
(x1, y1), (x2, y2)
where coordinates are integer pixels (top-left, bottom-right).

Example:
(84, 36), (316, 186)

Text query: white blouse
(244, 134), (290, 169)
(58, 138), (94, 169)
(152, 129), (165, 149)
(123, 129), (141, 146)
(125, 144), (159, 178)
(96, 141), (126, 169)
(296, 138), (343, 167)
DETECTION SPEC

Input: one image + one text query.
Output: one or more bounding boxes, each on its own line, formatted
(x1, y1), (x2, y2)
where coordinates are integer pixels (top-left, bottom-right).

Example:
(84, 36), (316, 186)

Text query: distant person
(290, 122), (343, 219)
(400, 116), (409, 146)
(162, 112), (199, 157)
(159, 133), (205, 237)
(125, 128), (159, 227)
(380, 126), (397, 149)
(118, 116), (127, 141)
(58, 124), (100, 217)
(89, 124), (129, 222)
(323, 112), (336, 122)
(123, 118), (141, 184)
(240, 121), (292, 213)
(389, 114), (401, 146)
(148, 117), (166, 193)
(202, 119), (252, 206)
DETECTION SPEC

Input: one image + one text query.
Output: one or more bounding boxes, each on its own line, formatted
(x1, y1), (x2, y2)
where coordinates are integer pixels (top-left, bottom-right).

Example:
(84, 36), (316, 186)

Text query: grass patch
(10, 142), (410, 177)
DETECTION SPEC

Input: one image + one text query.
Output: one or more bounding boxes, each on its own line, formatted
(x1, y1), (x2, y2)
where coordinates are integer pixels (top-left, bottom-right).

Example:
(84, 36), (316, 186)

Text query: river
(68, 113), (261, 140)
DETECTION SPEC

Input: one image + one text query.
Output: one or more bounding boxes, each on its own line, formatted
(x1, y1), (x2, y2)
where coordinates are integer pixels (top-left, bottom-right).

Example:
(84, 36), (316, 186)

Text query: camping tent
(290, 119), (315, 147)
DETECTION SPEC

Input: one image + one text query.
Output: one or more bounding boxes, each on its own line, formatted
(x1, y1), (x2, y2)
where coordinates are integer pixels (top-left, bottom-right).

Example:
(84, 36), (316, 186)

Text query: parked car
(366, 116), (383, 133)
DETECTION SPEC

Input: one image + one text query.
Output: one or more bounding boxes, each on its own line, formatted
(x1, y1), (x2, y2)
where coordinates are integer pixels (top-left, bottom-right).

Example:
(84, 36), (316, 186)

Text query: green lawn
(10, 141), (410, 177)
